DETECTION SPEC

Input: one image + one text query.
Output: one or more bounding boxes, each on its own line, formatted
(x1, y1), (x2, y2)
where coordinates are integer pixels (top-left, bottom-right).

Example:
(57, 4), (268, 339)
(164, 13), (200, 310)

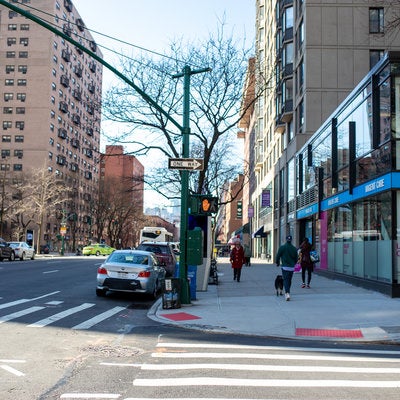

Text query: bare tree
(94, 176), (144, 248)
(102, 25), (265, 201)
(23, 166), (71, 254)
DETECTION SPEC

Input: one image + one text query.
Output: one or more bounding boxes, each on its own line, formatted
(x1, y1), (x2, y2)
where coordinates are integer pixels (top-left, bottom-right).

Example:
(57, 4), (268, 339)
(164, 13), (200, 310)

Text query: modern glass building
(295, 51), (400, 297)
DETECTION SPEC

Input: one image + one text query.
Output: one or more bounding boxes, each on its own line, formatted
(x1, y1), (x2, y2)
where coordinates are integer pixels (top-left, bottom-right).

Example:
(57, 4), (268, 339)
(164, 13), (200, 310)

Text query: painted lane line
(43, 270), (59, 274)
(0, 306), (45, 323)
(133, 377), (400, 388)
(152, 352), (400, 363)
(60, 394), (120, 399)
(27, 303), (95, 327)
(0, 292), (59, 310)
(0, 359), (26, 363)
(113, 362), (400, 374)
(0, 364), (25, 376)
(46, 301), (63, 305)
(157, 342), (400, 356)
(72, 306), (126, 330)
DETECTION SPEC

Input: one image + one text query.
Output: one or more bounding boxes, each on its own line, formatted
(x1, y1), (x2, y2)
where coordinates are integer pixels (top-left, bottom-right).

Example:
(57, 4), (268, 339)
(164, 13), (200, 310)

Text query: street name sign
(168, 158), (204, 171)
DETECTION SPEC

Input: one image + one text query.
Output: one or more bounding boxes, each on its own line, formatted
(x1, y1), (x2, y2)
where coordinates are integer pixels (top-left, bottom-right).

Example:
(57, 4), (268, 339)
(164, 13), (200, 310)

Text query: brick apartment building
(0, 0), (103, 250)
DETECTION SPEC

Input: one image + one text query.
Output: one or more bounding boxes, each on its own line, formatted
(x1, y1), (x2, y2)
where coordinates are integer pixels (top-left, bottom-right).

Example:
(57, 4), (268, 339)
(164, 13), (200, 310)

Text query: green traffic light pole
(173, 66), (211, 304)
(0, 1), (211, 304)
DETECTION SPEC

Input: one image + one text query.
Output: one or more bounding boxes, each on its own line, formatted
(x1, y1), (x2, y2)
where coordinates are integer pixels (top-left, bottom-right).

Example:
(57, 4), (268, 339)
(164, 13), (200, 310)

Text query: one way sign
(168, 158), (204, 171)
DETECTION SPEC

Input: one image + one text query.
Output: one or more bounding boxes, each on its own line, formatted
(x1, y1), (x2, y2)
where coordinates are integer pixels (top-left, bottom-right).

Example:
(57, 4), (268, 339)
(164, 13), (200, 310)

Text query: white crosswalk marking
(125, 342), (400, 394)
(72, 306), (126, 330)
(27, 303), (95, 327)
(0, 306), (44, 323)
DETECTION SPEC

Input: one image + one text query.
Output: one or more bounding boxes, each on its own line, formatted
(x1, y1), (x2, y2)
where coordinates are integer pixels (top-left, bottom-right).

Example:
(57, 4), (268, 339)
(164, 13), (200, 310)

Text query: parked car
(8, 241), (35, 260)
(83, 243), (115, 256)
(96, 249), (166, 298)
(0, 238), (15, 261)
(136, 241), (177, 276)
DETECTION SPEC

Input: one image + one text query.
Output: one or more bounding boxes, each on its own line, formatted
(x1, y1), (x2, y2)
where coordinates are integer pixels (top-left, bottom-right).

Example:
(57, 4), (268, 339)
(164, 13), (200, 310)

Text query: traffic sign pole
(173, 66), (210, 305)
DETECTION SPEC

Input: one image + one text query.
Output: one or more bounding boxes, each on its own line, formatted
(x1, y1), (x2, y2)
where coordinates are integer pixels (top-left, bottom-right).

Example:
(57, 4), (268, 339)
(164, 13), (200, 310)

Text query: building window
(5, 79), (14, 86)
(18, 65), (27, 74)
(3, 107), (13, 114)
(370, 50), (384, 69)
(4, 93), (13, 101)
(9, 11), (18, 19)
(1, 150), (11, 158)
(17, 79), (27, 86)
(20, 38), (29, 46)
(16, 107), (25, 114)
(6, 65), (15, 74)
(2, 135), (11, 142)
(369, 8), (384, 34)
(0, 164), (10, 171)
(17, 93), (26, 102)
(19, 51), (28, 58)
(6, 51), (16, 58)
(8, 24), (17, 31)
(3, 121), (12, 130)
(15, 121), (25, 130)
(14, 150), (23, 158)
(20, 24), (30, 31)
(13, 164), (23, 171)
(7, 37), (16, 46)
(15, 135), (24, 142)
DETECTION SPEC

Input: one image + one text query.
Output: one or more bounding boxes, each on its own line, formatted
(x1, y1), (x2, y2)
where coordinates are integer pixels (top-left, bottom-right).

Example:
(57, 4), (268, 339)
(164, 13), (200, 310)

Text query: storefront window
(379, 77), (390, 143)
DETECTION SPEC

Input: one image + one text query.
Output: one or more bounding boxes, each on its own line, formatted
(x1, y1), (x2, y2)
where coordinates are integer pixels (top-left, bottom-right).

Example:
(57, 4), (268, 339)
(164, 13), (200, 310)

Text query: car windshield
(108, 253), (149, 265)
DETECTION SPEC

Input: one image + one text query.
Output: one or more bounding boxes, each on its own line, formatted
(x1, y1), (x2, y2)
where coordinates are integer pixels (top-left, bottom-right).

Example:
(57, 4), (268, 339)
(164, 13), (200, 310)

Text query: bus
(139, 227), (173, 243)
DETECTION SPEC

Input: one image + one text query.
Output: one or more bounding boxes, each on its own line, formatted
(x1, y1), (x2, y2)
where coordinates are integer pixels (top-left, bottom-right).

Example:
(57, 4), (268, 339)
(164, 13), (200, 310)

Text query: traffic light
(199, 196), (218, 214)
(189, 195), (218, 215)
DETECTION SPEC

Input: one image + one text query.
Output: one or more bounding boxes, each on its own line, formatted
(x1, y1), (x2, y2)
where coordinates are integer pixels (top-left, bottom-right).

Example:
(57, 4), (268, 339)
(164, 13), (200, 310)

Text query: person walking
(275, 235), (298, 301)
(299, 237), (314, 288)
(230, 241), (245, 282)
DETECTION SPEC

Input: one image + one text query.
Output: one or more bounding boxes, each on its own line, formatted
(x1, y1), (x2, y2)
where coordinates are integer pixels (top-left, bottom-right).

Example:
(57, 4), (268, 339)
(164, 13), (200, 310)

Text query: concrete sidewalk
(149, 257), (400, 343)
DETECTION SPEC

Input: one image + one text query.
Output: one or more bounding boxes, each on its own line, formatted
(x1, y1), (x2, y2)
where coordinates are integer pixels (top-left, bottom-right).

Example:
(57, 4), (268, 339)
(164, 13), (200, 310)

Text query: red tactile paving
(296, 328), (363, 338)
(161, 312), (202, 321)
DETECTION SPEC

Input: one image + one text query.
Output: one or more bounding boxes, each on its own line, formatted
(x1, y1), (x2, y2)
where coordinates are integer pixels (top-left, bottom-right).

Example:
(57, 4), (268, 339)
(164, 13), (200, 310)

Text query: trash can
(187, 265), (197, 300)
(161, 278), (181, 309)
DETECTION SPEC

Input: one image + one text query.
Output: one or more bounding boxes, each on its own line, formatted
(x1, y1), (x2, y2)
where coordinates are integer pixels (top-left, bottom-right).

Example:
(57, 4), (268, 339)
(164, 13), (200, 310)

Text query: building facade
(295, 51), (400, 297)
(252, 0), (400, 259)
(0, 0), (103, 250)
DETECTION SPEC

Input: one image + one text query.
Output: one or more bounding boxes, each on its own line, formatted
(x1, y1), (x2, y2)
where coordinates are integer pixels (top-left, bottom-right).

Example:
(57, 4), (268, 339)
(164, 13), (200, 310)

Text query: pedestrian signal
(199, 196), (218, 214)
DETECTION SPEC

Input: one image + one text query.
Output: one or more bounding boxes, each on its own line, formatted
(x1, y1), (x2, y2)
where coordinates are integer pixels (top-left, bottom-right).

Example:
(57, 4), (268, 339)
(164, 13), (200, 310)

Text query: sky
(72, 0), (256, 208)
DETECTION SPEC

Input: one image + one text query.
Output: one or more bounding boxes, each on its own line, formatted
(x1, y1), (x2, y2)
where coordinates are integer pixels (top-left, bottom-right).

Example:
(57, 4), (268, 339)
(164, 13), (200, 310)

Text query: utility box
(187, 227), (203, 265)
(161, 278), (181, 309)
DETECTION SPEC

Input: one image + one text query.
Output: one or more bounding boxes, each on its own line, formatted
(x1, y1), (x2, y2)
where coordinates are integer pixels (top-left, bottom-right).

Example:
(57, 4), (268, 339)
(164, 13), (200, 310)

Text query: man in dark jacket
(275, 235), (298, 301)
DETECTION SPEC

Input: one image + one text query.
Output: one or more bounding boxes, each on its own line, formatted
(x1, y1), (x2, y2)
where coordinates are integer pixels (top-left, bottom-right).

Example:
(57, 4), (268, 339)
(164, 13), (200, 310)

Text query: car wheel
(20, 252), (25, 261)
(9, 251), (15, 261)
(96, 288), (107, 297)
(31, 253), (35, 260)
(95, 251), (100, 256)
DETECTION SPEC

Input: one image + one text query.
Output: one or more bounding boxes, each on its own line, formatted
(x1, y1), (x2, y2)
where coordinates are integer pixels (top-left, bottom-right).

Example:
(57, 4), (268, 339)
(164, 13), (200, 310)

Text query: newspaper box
(162, 278), (181, 309)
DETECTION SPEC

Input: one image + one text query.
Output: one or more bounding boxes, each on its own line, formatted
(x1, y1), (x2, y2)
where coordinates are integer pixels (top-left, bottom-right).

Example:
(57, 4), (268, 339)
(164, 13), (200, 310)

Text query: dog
(274, 275), (284, 296)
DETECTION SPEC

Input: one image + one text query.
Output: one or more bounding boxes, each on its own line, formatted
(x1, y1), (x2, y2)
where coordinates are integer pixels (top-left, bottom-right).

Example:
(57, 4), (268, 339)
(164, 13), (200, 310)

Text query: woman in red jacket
(230, 241), (246, 282)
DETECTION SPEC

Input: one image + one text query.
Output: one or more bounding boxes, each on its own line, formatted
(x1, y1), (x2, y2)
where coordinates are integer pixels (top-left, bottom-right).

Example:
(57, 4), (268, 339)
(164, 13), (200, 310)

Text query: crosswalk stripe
(0, 306), (44, 323)
(72, 306), (126, 330)
(0, 364), (25, 376)
(156, 342), (400, 356)
(27, 303), (95, 327)
(133, 377), (400, 388)
(152, 352), (400, 363)
(132, 363), (400, 374)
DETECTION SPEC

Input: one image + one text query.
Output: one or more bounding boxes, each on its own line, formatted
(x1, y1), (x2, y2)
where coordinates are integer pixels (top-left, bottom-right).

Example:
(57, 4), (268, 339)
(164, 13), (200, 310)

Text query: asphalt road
(1, 257), (400, 400)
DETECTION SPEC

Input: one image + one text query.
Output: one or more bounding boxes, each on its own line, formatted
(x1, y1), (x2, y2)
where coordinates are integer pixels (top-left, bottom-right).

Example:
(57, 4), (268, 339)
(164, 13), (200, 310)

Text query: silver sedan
(96, 250), (166, 299)
(8, 242), (35, 261)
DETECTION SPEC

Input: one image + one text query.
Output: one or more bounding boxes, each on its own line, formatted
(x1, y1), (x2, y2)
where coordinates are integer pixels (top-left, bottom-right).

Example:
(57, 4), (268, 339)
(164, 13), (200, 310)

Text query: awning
(252, 226), (266, 238)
